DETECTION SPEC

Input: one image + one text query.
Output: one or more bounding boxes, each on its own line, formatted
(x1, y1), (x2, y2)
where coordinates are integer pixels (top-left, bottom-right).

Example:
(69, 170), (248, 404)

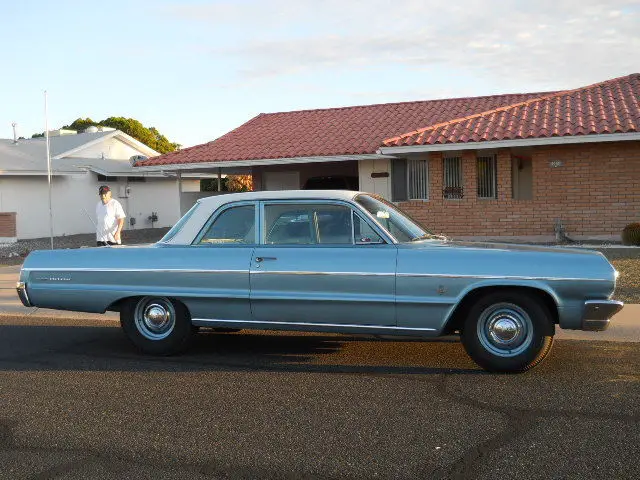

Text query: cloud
(167, 0), (640, 88)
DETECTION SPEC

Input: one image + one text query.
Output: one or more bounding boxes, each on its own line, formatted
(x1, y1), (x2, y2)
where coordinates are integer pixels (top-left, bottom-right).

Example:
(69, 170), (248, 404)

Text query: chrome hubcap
(488, 317), (521, 344)
(134, 297), (176, 340)
(477, 303), (533, 357)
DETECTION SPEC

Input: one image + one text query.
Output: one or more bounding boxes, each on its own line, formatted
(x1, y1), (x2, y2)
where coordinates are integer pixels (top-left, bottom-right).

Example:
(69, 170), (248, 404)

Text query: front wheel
(120, 296), (193, 355)
(461, 291), (554, 373)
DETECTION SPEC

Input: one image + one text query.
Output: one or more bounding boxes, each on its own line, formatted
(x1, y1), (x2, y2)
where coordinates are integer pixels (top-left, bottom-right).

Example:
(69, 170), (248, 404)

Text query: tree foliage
(200, 175), (253, 193)
(226, 175), (253, 192)
(32, 117), (181, 154)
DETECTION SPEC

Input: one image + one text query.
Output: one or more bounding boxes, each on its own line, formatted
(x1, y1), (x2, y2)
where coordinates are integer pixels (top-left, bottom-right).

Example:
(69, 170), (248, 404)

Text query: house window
(407, 159), (429, 200)
(443, 156), (463, 199)
(477, 154), (497, 199)
(97, 174), (118, 182)
(126, 176), (146, 183)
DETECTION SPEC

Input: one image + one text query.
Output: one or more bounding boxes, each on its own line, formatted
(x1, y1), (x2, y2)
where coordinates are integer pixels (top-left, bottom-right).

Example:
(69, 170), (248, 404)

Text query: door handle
(255, 256), (277, 262)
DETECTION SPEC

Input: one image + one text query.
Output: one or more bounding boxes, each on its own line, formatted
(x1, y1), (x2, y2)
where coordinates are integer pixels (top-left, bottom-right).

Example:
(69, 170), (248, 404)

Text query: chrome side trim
(22, 268), (245, 274)
(398, 273), (610, 282)
(16, 281), (32, 307)
(21, 268), (608, 282)
(191, 318), (437, 332)
(581, 300), (624, 331)
(250, 271), (394, 276)
(22, 267), (394, 277)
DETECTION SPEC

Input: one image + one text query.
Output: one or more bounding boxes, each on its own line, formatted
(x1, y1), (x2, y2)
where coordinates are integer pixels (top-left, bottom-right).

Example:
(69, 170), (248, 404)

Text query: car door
(184, 202), (257, 323)
(250, 200), (397, 327)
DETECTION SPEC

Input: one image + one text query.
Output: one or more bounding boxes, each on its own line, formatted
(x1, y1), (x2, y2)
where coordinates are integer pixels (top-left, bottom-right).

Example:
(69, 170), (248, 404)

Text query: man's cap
(98, 185), (111, 194)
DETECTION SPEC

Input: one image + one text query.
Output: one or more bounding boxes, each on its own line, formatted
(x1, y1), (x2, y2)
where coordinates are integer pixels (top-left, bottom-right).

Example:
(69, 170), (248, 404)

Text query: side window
(264, 203), (354, 245)
(315, 206), (352, 244)
(197, 205), (255, 245)
(265, 205), (314, 245)
(354, 214), (384, 244)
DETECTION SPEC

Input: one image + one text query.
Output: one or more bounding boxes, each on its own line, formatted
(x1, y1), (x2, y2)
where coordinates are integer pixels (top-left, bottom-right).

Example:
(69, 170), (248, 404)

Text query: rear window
(159, 202), (200, 242)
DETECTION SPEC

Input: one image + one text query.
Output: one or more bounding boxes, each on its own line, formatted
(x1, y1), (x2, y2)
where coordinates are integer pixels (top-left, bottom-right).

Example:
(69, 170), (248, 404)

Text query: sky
(1, 0), (639, 148)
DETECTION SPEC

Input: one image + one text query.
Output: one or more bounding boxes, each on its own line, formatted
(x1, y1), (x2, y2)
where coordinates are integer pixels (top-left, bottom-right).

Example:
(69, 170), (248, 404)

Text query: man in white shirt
(96, 185), (126, 246)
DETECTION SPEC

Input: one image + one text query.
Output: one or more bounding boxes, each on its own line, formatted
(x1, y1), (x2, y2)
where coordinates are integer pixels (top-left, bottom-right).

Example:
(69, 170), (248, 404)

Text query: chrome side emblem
(35, 276), (71, 281)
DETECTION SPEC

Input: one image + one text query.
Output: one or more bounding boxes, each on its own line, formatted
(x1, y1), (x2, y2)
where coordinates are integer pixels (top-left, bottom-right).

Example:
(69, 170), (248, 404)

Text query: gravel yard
(0, 227), (170, 265)
(2, 232), (638, 303)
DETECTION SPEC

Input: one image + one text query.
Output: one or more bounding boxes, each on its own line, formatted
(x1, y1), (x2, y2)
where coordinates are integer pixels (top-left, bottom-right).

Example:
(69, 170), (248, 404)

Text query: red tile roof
(138, 92), (548, 166)
(383, 73), (640, 147)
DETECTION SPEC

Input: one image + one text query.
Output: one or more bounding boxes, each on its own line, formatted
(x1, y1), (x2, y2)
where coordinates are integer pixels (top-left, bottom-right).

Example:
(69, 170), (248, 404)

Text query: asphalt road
(0, 316), (638, 480)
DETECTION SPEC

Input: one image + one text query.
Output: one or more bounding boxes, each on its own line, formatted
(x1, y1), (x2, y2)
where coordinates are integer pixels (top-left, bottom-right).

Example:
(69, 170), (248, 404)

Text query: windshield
(355, 194), (436, 243)
(159, 202), (200, 242)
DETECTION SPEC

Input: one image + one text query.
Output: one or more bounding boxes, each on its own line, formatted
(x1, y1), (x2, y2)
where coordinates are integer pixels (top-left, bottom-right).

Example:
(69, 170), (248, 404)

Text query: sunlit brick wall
(397, 141), (640, 239)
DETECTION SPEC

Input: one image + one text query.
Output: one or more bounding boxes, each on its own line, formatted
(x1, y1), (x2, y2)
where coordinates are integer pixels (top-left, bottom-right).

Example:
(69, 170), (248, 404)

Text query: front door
(186, 202), (257, 323)
(250, 201), (397, 327)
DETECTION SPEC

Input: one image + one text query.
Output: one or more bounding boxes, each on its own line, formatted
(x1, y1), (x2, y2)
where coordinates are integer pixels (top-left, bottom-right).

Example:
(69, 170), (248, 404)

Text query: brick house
(136, 73), (640, 241)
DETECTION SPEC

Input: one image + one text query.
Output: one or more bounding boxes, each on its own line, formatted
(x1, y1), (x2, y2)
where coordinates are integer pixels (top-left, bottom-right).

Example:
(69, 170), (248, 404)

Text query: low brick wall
(398, 141), (640, 239)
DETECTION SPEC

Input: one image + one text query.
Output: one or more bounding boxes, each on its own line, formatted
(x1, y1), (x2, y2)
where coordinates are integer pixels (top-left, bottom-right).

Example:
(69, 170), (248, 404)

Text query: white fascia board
(53, 131), (160, 160)
(79, 166), (166, 177)
(134, 153), (396, 172)
(377, 132), (640, 155)
(114, 132), (160, 157)
(0, 170), (79, 176)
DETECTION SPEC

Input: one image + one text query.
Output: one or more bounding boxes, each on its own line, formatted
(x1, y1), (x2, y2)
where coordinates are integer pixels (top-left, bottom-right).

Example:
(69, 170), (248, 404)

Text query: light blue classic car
(17, 190), (623, 372)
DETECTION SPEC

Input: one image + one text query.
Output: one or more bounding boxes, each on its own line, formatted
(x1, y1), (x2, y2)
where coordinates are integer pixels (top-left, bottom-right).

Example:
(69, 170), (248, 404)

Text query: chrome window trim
(191, 318), (436, 332)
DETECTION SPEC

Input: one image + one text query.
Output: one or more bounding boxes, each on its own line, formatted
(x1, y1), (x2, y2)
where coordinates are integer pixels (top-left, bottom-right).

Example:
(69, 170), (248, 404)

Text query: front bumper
(581, 300), (624, 331)
(16, 281), (32, 307)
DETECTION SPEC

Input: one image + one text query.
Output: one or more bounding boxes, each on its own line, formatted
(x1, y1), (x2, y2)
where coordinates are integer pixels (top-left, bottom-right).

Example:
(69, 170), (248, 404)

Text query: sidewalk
(1, 265), (638, 341)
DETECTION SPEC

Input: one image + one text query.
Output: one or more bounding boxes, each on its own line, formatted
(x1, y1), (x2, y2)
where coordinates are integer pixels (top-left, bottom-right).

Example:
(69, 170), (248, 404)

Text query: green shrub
(621, 222), (640, 246)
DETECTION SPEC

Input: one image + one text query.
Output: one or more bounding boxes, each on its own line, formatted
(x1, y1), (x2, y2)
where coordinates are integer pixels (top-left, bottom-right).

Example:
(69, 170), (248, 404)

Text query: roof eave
(134, 153), (396, 171)
(77, 165), (168, 177)
(378, 132), (640, 155)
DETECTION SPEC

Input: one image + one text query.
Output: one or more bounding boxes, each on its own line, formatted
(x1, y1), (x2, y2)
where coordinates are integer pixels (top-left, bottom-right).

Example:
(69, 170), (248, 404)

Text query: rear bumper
(16, 282), (32, 307)
(581, 300), (624, 331)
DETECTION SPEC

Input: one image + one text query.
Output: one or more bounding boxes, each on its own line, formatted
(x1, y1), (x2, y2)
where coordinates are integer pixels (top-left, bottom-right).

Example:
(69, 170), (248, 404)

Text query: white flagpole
(44, 90), (53, 250)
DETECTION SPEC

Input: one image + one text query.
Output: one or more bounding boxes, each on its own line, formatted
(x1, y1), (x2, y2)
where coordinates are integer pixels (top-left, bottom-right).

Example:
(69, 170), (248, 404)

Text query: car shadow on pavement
(0, 324), (483, 375)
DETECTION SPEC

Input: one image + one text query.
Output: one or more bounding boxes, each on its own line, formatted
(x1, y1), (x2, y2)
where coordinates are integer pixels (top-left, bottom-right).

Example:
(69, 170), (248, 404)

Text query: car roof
(165, 190), (364, 245)
(197, 189), (361, 207)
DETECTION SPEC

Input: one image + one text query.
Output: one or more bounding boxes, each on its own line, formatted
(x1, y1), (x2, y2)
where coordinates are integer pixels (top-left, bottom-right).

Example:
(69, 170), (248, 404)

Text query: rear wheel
(120, 296), (193, 355)
(461, 291), (554, 373)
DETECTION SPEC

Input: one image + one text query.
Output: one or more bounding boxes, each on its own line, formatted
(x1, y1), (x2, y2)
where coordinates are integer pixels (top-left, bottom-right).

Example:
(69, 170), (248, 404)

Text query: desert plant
(621, 222), (640, 245)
